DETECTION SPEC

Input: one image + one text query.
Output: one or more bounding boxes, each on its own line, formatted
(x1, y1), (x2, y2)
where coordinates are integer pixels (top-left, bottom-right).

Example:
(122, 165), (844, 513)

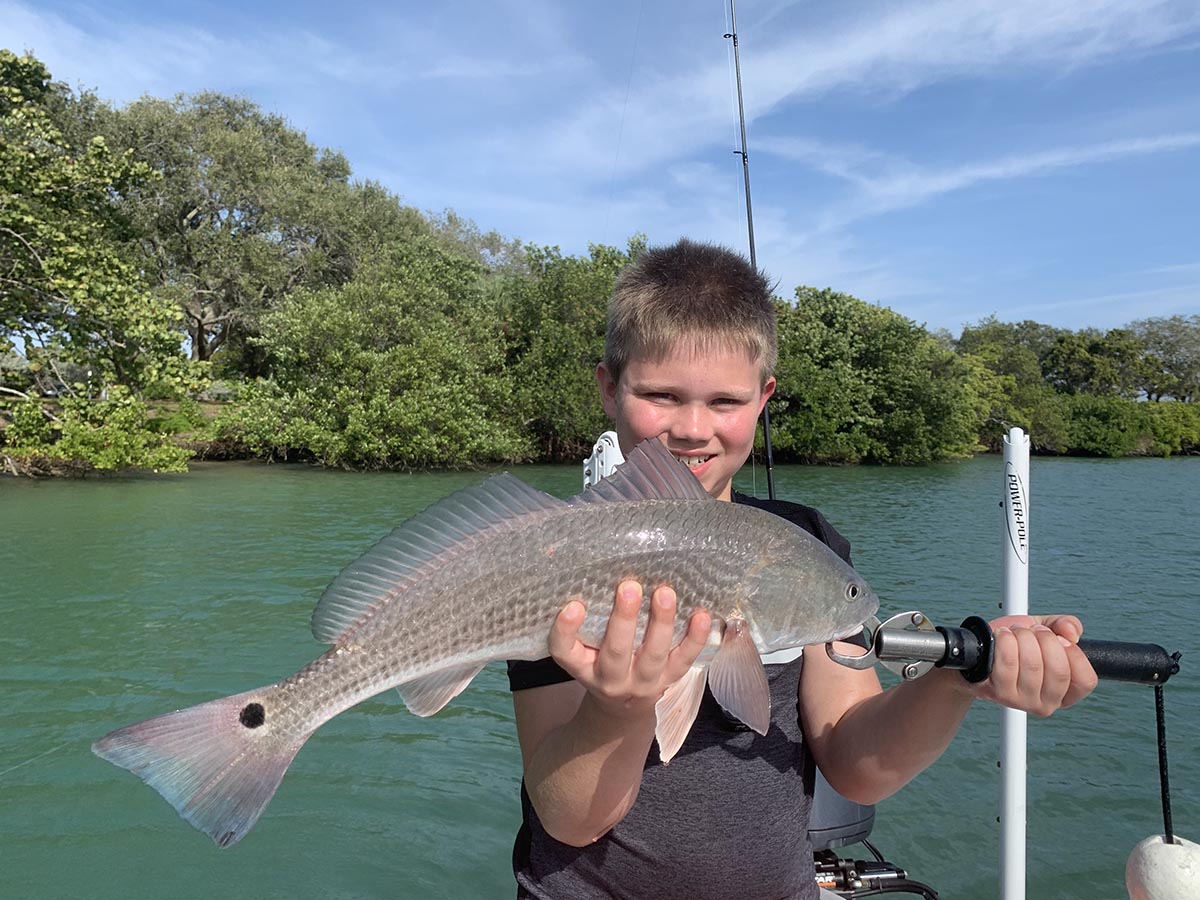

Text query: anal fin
(396, 662), (486, 717)
(706, 618), (771, 735)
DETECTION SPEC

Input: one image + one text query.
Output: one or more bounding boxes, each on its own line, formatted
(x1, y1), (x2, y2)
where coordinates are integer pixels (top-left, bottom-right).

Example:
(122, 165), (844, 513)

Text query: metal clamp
(826, 611), (939, 681)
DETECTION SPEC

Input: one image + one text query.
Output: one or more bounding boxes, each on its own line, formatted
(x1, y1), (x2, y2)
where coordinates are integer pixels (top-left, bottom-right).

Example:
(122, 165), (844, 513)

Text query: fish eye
(845, 582), (860, 602)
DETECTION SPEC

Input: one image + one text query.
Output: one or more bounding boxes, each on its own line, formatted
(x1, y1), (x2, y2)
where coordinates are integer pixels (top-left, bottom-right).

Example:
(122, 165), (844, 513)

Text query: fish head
(832, 571), (879, 642)
(748, 534), (880, 650)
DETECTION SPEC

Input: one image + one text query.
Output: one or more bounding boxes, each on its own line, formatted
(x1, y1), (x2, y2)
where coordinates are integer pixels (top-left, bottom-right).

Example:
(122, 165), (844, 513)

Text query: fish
(92, 438), (878, 848)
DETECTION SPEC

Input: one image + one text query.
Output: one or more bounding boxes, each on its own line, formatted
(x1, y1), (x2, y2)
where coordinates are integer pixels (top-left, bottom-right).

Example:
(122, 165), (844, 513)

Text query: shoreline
(4, 440), (1197, 480)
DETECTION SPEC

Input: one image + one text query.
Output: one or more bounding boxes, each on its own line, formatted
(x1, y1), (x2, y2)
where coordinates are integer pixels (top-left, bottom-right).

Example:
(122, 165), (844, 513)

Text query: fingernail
(656, 587), (676, 608)
(1057, 636), (1073, 648)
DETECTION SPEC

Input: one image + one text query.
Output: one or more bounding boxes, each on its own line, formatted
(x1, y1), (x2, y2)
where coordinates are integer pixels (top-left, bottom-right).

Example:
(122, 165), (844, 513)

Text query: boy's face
(597, 342), (775, 502)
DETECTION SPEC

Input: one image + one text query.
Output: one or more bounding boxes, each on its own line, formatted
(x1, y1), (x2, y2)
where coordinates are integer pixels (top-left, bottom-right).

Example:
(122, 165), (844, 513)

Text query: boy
(507, 239), (1097, 900)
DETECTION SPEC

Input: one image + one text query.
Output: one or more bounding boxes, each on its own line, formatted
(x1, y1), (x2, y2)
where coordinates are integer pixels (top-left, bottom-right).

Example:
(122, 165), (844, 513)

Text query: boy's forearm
(808, 667), (975, 805)
(806, 618), (1094, 803)
(523, 695), (659, 847)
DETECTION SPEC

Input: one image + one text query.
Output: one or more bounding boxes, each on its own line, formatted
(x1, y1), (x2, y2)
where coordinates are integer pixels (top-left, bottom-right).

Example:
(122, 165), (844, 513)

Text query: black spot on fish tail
(239, 703), (266, 729)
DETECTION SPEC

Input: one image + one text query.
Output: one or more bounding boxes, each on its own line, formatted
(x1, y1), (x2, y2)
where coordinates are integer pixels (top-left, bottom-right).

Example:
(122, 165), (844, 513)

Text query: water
(1, 456), (1196, 899)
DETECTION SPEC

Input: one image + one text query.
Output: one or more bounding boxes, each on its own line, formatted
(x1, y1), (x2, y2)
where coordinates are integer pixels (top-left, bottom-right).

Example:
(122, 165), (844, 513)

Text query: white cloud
(507, 0), (1200, 181)
(1141, 260), (1200, 277)
(1002, 282), (1199, 327)
(759, 131), (1200, 234)
(0, 1), (581, 104)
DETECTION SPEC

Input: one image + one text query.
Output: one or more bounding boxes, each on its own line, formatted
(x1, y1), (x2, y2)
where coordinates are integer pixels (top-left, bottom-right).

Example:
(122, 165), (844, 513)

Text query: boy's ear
(759, 376), (777, 411)
(596, 363), (619, 419)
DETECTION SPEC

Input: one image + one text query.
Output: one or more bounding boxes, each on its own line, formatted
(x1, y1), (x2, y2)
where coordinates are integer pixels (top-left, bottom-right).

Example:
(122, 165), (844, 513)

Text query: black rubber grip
(1077, 639), (1180, 685)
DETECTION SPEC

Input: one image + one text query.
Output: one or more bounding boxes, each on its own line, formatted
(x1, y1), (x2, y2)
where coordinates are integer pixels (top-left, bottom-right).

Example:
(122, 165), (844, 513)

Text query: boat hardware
(827, 613), (1181, 686)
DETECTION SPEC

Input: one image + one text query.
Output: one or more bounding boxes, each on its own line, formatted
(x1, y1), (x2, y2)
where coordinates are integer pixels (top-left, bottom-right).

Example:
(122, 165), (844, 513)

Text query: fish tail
(92, 684), (308, 848)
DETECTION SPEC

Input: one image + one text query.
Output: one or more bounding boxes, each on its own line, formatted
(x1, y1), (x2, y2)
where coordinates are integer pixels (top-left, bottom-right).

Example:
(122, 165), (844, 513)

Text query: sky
(4, 0), (1199, 335)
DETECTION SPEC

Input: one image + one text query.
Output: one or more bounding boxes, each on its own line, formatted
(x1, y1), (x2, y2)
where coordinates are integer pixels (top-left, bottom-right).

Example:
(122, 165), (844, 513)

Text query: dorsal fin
(312, 473), (566, 644)
(568, 438), (712, 506)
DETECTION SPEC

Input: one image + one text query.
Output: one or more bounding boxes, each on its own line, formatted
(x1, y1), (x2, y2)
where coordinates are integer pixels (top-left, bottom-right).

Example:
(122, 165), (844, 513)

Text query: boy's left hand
(968, 615), (1098, 717)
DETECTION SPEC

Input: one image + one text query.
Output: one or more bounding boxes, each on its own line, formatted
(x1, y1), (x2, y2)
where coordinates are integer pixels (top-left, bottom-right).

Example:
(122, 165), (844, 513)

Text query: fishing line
(0, 741), (68, 779)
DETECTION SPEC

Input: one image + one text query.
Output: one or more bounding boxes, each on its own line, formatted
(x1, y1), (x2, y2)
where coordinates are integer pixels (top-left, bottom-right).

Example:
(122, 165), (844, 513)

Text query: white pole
(1000, 428), (1030, 900)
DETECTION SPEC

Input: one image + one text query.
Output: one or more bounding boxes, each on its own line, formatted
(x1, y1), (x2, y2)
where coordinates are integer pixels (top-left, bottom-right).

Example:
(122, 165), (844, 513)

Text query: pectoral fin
(706, 618), (771, 735)
(396, 662), (486, 716)
(654, 665), (708, 764)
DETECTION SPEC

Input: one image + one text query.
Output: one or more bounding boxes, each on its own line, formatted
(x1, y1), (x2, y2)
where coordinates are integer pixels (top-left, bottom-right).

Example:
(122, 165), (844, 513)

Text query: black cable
(847, 880), (939, 899)
(861, 838), (886, 863)
(1155, 680), (1176, 844)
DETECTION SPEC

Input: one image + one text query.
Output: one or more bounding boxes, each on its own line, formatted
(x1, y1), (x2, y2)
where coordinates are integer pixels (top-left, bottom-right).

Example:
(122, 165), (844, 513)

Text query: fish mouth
(672, 453), (713, 469)
(831, 622), (867, 642)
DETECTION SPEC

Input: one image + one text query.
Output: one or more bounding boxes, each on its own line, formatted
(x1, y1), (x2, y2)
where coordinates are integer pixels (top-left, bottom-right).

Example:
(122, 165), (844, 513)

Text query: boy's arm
(512, 582), (710, 847)
(801, 616), (1098, 805)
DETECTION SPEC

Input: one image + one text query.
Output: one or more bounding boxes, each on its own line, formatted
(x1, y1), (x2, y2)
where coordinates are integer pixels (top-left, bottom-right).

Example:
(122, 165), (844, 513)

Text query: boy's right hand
(548, 580), (711, 720)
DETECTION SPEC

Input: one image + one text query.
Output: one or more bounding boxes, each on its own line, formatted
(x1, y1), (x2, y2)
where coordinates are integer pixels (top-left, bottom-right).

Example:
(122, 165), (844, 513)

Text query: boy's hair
(603, 238), (777, 384)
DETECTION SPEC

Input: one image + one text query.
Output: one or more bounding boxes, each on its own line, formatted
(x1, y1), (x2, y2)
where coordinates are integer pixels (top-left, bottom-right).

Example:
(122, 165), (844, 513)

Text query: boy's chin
(701, 472), (735, 500)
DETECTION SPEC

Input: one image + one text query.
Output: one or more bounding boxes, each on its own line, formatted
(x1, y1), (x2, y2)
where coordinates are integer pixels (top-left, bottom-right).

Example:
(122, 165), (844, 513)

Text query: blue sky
(4, 0), (1198, 335)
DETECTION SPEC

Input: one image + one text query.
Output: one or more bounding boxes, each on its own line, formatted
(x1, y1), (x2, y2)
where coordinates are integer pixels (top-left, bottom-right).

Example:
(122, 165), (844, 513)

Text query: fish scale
(92, 439), (877, 848)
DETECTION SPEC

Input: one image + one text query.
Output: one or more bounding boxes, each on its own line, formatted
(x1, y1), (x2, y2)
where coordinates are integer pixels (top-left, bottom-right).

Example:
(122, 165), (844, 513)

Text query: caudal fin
(92, 685), (308, 847)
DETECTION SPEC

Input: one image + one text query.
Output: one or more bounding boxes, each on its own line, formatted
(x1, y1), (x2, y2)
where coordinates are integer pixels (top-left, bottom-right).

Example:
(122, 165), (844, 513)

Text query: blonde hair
(603, 239), (777, 384)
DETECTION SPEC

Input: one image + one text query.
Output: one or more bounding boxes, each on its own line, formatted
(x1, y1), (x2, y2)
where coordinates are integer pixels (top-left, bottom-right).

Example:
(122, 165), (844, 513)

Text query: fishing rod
(724, 0), (777, 501)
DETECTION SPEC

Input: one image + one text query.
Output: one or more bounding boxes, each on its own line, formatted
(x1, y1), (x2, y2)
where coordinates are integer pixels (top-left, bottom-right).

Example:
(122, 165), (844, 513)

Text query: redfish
(93, 438), (877, 847)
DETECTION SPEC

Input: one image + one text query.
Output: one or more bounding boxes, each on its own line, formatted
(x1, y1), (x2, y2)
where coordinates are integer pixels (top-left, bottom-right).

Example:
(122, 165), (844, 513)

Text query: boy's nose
(672, 405), (712, 442)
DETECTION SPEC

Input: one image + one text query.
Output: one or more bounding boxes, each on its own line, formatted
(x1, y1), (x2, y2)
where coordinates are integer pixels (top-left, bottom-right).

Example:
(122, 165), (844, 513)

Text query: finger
(1032, 625), (1072, 714)
(1011, 626), (1046, 708)
(596, 581), (642, 678)
(663, 609), (712, 684)
(1060, 640), (1099, 708)
(984, 626), (1020, 701)
(1034, 614), (1084, 644)
(632, 585), (677, 683)
(547, 599), (596, 677)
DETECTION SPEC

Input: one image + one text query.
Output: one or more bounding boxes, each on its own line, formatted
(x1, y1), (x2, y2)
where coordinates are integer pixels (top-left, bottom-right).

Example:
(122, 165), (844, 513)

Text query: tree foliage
(426, 207), (528, 277)
(771, 288), (980, 463)
(1, 51), (198, 474)
(0, 51), (193, 394)
(220, 239), (529, 468)
(1130, 315), (1200, 402)
(3, 388), (191, 473)
(495, 240), (640, 461)
(103, 93), (371, 373)
(1142, 399), (1200, 456)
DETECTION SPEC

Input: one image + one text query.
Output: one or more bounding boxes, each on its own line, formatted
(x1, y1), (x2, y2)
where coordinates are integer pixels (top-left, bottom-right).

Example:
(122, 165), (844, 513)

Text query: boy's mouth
(673, 453), (712, 469)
